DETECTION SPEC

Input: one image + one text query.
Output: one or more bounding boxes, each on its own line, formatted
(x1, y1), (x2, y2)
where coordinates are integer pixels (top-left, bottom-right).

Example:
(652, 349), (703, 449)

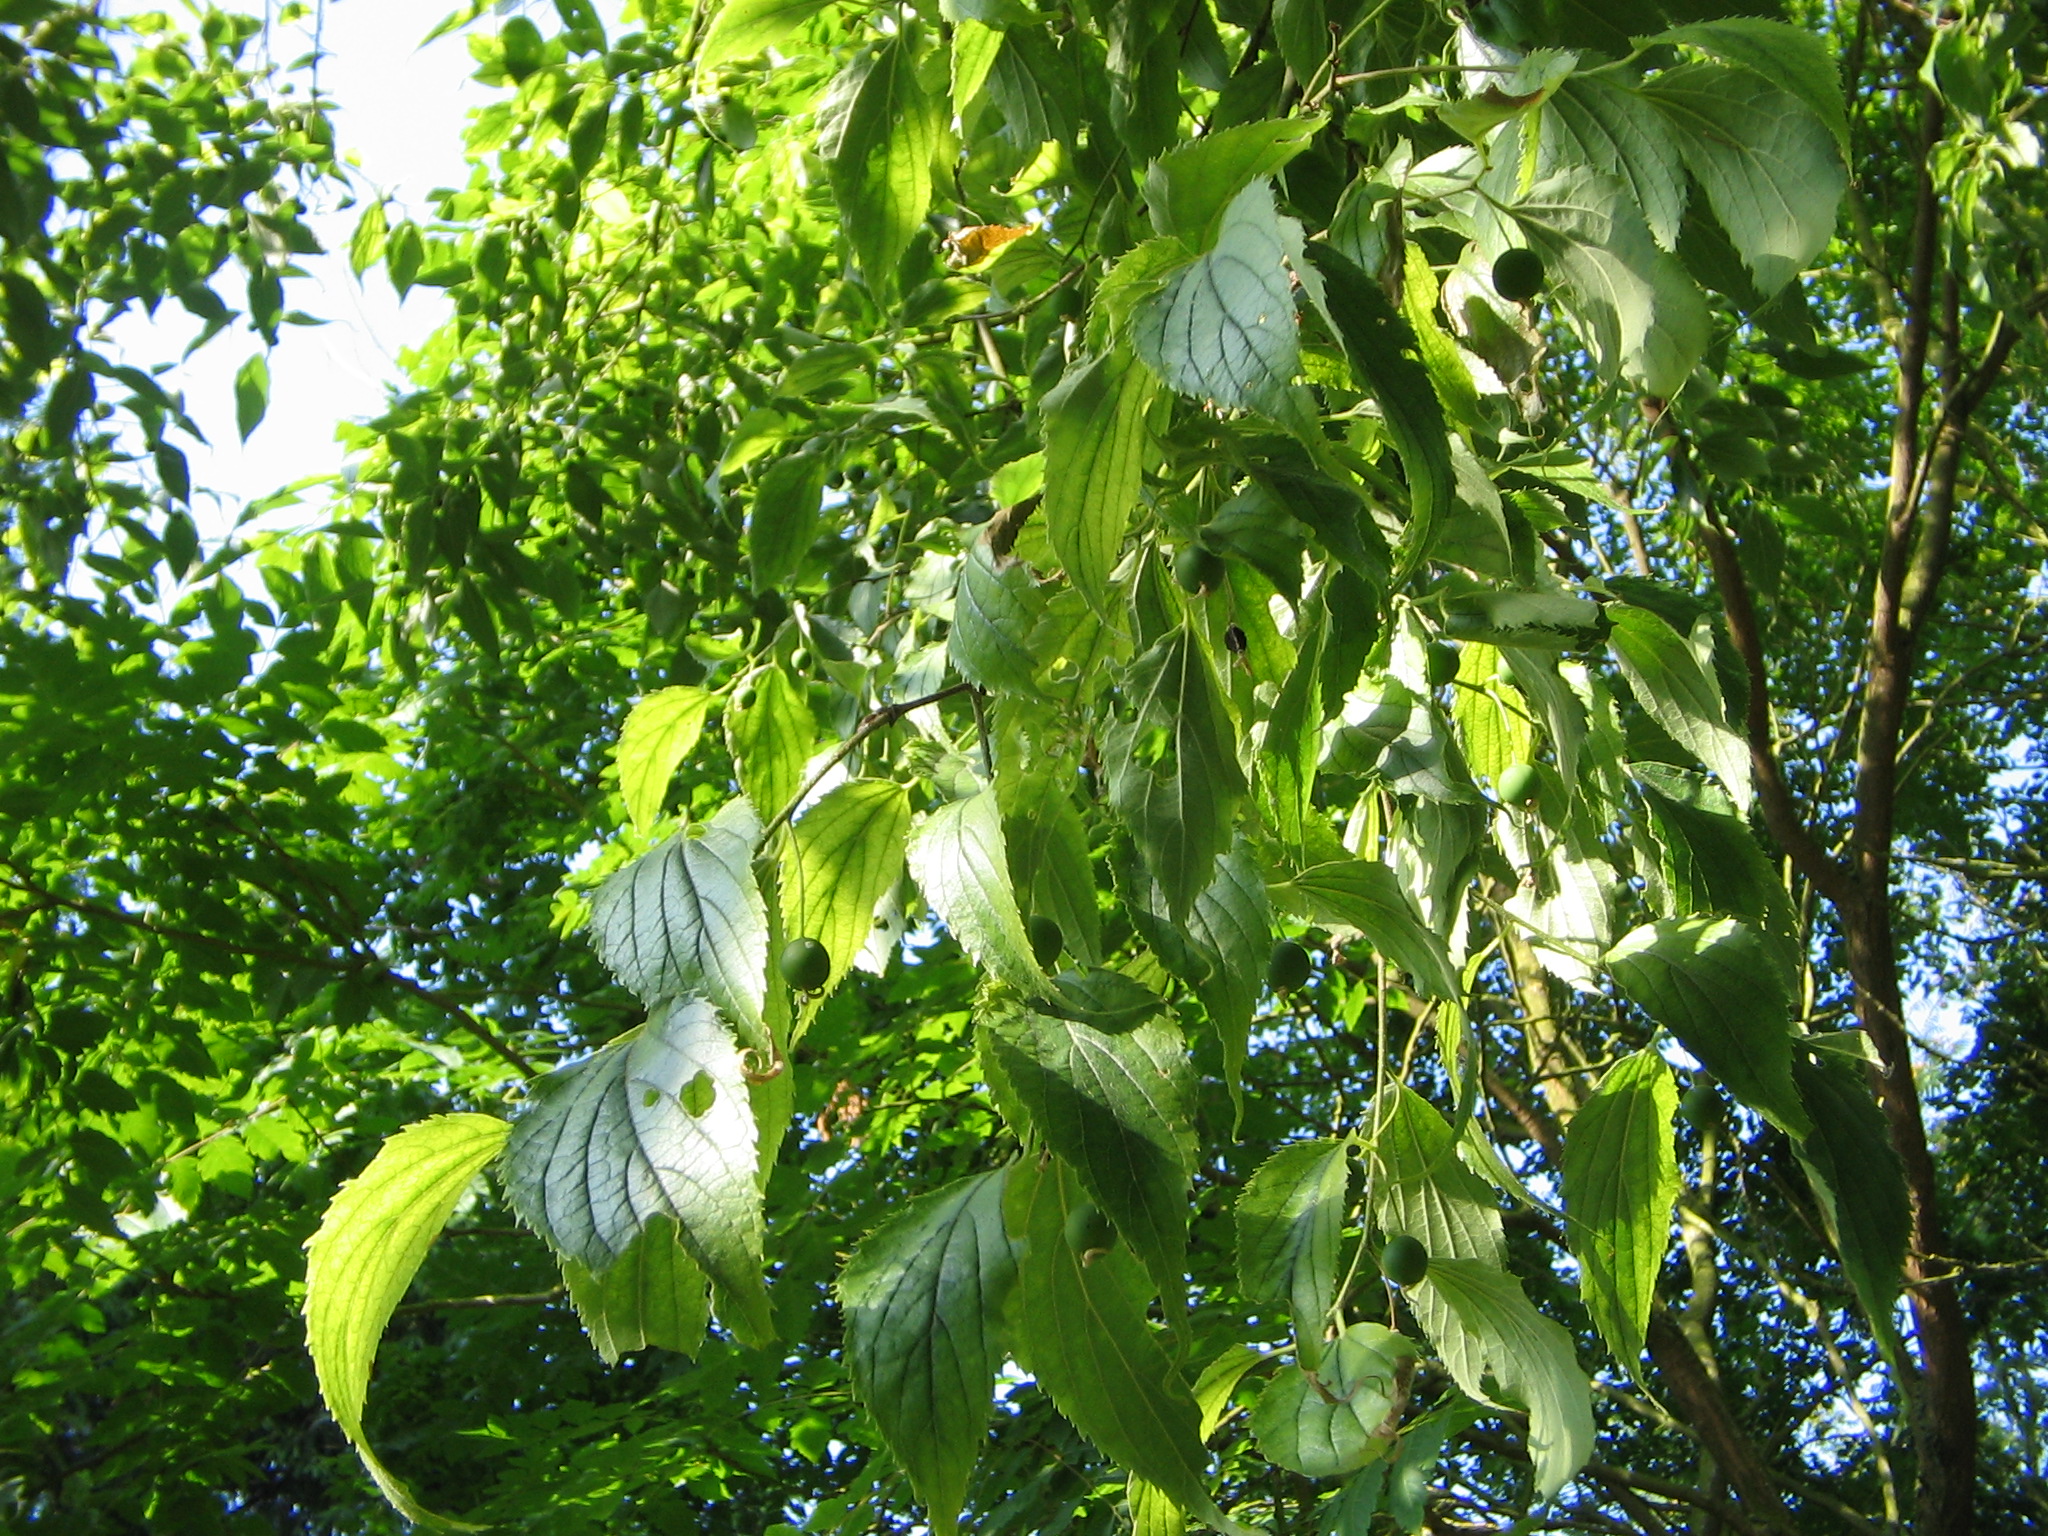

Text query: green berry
(1173, 544), (1227, 596)
(778, 936), (831, 993)
(1497, 761), (1541, 806)
(1267, 939), (1313, 993)
(1427, 640), (1460, 689)
(1492, 247), (1545, 302)
(1380, 1233), (1429, 1287)
(1681, 1082), (1721, 1130)
(1064, 1201), (1117, 1255)
(1028, 914), (1065, 970)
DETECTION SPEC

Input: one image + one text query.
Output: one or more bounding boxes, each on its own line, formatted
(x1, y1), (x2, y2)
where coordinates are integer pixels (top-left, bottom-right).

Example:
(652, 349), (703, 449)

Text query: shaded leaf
(1607, 604), (1750, 814)
(1251, 1324), (1416, 1478)
(1792, 1051), (1910, 1326)
(1236, 1138), (1352, 1363)
(561, 1214), (711, 1365)
(1279, 860), (1459, 1001)
(950, 538), (1044, 695)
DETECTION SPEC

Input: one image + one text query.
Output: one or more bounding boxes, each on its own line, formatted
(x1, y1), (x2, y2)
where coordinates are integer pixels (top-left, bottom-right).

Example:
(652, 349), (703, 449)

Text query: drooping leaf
(828, 37), (941, 292)
(1607, 917), (1809, 1135)
(1607, 605), (1751, 815)
(1250, 1324), (1416, 1479)
(304, 1114), (508, 1530)
(748, 452), (829, 588)
(1260, 589), (1328, 856)
(782, 779), (913, 996)
(908, 787), (1047, 992)
(1653, 18), (1850, 152)
(841, 1169), (1019, 1532)
(1562, 1049), (1679, 1369)
(727, 665), (816, 823)
(1236, 1139), (1353, 1364)
(561, 1214), (711, 1366)
(1037, 968), (1168, 1032)
(501, 998), (772, 1344)
(616, 684), (716, 834)
(1042, 348), (1154, 620)
(588, 796), (769, 1043)
(1631, 763), (1796, 933)
(1000, 766), (1103, 964)
(1279, 860), (1460, 1001)
(1791, 1051), (1910, 1326)
(980, 1001), (1195, 1299)
(950, 537), (1045, 695)
(1416, 1258), (1594, 1499)
(234, 353), (269, 442)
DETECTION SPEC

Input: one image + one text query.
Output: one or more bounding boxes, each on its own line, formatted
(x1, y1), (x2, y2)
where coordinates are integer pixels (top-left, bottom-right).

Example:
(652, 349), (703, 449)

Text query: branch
(394, 1287), (565, 1315)
(759, 681), (978, 842)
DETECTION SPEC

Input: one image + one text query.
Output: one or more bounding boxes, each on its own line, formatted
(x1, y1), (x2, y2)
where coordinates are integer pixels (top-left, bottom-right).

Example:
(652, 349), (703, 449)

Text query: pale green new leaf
(561, 1214), (711, 1365)
(1133, 178), (1301, 416)
(908, 788), (1047, 991)
(1607, 917), (1809, 1136)
(1417, 1258), (1594, 1498)
(829, 37), (940, 291)
(980, 1002), (1196, 1300)
(840, 1169), (1018, 1532)
(1235, 1138), (1353, 1363)
(1561, 1049), (1679, 1368)
(1042, 348), (1154, 620)
(616, 685), (717, 834)
(1280, 860), (1460, 1001)
(727, 665), (816, 822)
(1640, 62), (1845, 294)
(699, 0), (833, 67)
(502, 998), (772, 1344)
(1250, 1324), (1416, 1479)
(1607, 605), (1750, 815)
(304, 1113), (508, 1530)
(950, 537), (1044, 695)
(1130, 1478), (1188, 1536)
(783, 779), (913, 995)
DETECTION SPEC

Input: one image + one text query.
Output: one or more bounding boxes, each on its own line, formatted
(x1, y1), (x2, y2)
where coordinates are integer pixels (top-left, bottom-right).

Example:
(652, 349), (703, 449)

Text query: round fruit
(1028, 914), (1065, 970)
(1064, 1201), (1117, 1255)
(1497, 761), (1541, 806)
(1380, 1233), (1430, 1287)
(1492, 247), (1545, 302)
(1682, 1082), (1721, 1129)
(1427, 640), (1460, 689)
(1173, 543), (1227, 596)
(1267, 939), (1313, 993)
(778, 936), (831, 993)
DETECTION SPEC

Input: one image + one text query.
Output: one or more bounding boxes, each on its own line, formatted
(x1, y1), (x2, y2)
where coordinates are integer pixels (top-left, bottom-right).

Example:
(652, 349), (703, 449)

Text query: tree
(5, 1), (2046, 1534)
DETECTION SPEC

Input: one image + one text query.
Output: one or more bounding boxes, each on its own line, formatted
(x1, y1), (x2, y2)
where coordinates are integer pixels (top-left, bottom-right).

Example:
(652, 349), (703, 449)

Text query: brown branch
(1643, 1310), (1795, 1534)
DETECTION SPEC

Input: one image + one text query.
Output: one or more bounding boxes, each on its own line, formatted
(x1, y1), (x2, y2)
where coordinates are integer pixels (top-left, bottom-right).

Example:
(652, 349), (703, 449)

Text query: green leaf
(950, 18), (1004, 118)
(1105, 625), (1247, 920)
(1538, 74), (1687, 249)
(840, 1169), (1018, 1532)
(727, 665), (816, 823)
(1416, 1258), (1594, 1498)
(699, 0), (834, 66)
(1144, 119), (1321, 247)
(1507, 168), (1709, 397)
(1005, 1158), (1238, 1533)
(1298, 242), (1453, 578)
(1133, 178), (1302, 416)
(1042, 348), (1154, 620)
(234, 353), (268, 441)
(828, 38), (941, 293)
(1561, 1049), (1678, 1369)
(1630, 764), (1796, 933)
(1640, 63), (1845, 294)
(1606, 605), (1750, 815)
(1260, 590), (1327, 855)
(349, 199), (388, 278)
(561, 1214), (711, 1365)
(1250, 1324), (1416, 1478)
(1279, 860), (1460, 1002)
(1652, 18), (1850, 153)
(387, 221), (424, 297)
(1270, 0), (1328, 90)
(1236, 1138), (1353, 1363)
(1038, 968), (1168, 1032)
(1130, 1478), (1188, 1536)
(908, 787), (1047, 992)
(747, 452), (829, 588)
(1607, 917), (1809, 1136)
(1000, 767), (1103, 965)
(588, 797), (769, 1043)
(782, 779), (913, 995)
(502, 997), (772, 1345)
(950, 537), (1045, 695)
(304, 1114), (508, 1530)
(979, 1001), (1195, 1300)
(1791, 1052), (1910, 1327)
(616, 684), (717, 834)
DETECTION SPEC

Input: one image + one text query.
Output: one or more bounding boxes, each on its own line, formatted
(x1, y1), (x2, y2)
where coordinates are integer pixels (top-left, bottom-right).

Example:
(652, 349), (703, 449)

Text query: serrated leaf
(1539, 74), (1687, 249)
(980, 1002), (1195, 1299)
(1640, 62), (1844, 294)
(700, 0), (833, 66)
(1630, 764), (1796, 932)
(908, 788), (1046, 992)
(1607, 605), (1750, 815)
(1105, 625), (1247, 920)
(502, 997), (771, 1344)
(1042, 348), (1154, 620)
(304, 1114), (507, 1530)
(1144, 118), (1321, 246)
(1250, 1324), (1416, 1479)
(1038, 968), (1167, 1032)
(1000, 767), (1103, 965)
(828, 37), (940, 292)
(1653, 18), (1849, 152)
(1562, 1049), (1678, 1369)
(1236, 1138), (1352, 1363)
(1280, 860), (1459, 1001)
(1415, 1258), (1594, 1498)
(561, 1214), (711, 1365)
(841, 1169), (1018, 1532)
(782, 779), (912, 996)
(616, 685), (717, 834)
(1133, 178), (1301, 416)
(950, 537), (1044, 695)
(234, 353), (268, 442)
(1607, 917), (1808, 1136)
(588, 797), (768, 1042)
(1791, 1051), (1909, 1326)
(1508, 168), (1709, 397)
(748, 452), (829, 588)
(950, 17), (1003, 118)
(727, 665), (816, 823)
